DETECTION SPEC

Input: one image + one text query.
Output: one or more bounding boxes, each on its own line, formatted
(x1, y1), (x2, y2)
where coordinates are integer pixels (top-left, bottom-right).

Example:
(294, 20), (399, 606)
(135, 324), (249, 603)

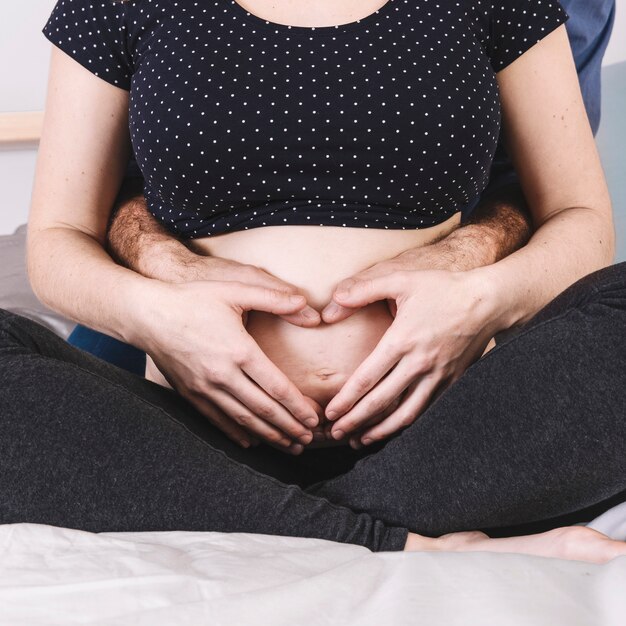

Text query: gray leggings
(1, 262), (626, 551)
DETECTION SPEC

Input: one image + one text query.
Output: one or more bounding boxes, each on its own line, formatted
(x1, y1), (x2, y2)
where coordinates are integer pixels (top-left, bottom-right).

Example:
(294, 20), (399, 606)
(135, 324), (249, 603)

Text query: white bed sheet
(1, 503), (625, 626)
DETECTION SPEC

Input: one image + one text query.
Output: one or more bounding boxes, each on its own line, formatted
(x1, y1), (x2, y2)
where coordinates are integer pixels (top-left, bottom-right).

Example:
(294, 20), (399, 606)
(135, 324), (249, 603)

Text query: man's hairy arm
(106, 181), (321, 329)
(421, 183), (533, 271)
(106, 181), (203, 283)
(107, 180), (533, 280)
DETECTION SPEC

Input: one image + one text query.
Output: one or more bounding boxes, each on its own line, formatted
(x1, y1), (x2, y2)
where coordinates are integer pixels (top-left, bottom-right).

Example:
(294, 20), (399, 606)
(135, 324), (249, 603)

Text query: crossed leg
(1, 262), (625, 562)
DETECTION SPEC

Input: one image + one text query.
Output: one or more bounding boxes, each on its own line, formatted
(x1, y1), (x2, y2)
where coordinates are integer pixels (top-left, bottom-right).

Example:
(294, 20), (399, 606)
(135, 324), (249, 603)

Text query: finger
(325, 330), (404, 420)
(359, 376), (443, 445)
(312, 427), (328, 443)
(279, 307), (321, 328)
(241, 270), (321, 327)
(320, 301), (359, 324)
(263, 440), (305, 456)
(186, 392), (257, 448)
(219, 372), (315, 444)
(228, 283), (310, 316)
(331, 272), (406, 309)
(207, 386), (307, 448)
(330, 359), (417, 437)
(322, 276), (366, 324)
(303, 395), (325, 416)
(345, 396), (403, 448)
(322, 267), (398, 323)
(240, 348), (320, 428)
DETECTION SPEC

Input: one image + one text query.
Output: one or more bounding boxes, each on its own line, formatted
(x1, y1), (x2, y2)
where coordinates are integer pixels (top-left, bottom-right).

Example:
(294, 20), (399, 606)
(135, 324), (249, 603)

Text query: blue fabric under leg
(67, 325), (146, 376)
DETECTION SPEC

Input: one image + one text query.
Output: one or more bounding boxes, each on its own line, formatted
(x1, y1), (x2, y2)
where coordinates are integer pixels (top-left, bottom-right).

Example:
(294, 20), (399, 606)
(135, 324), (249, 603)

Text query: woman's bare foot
(404, 526), (626, 564)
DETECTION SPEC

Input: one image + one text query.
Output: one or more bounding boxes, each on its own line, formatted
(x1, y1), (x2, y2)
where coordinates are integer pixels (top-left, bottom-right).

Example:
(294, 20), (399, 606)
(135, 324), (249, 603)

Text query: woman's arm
(28, 48), (143, 344)
(28, 48), (319, 450)
(323, 25), (615, 442)
(479, 23), (614, 328)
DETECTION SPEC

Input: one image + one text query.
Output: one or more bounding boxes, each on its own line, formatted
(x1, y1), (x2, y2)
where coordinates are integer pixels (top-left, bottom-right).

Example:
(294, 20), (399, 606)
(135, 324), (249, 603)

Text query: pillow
(0, 224), (75, 339)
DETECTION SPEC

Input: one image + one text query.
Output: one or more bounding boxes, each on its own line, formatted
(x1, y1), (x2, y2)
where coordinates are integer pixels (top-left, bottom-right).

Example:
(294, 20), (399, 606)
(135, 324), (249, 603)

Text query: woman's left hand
(322, 267), (504, 445)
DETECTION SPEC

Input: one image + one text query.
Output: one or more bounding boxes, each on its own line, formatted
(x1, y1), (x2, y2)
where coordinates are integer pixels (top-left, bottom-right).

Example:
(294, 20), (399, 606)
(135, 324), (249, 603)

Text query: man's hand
(322, 184), (532, 324)
(106, 188), (320, 327)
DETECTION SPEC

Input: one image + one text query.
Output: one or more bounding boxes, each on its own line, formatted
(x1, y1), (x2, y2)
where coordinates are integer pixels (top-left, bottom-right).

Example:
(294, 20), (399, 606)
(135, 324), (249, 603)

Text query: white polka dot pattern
(42, 0), (568, 238)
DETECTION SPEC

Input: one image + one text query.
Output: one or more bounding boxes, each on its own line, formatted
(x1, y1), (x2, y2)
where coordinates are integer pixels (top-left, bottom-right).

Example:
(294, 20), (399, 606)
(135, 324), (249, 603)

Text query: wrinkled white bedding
(1, 503), (625, 626)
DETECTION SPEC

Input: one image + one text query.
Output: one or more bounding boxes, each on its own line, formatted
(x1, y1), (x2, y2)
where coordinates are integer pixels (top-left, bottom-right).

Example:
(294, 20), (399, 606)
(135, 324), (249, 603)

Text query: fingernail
(302, 307), (319, 321)
(240, 440), (251, 448)
(278, 437), (292, 447)
(299, 432), (313, 445)
(305, 417), (318, 428)
(290, 444), (304, 455)
(324, 302), (340, 318)
(326, 410), (337, 420)
(362, 438), (373, 446)
(335, 286), (351, 299)
(332, 429), (345, 440)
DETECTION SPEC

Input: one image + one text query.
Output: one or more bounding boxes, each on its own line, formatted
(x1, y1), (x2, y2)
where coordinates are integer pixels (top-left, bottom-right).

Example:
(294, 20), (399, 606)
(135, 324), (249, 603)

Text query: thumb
(321, 301), (360, 324)
(228, 282), (308, 315)
(333, 273), (403, 307)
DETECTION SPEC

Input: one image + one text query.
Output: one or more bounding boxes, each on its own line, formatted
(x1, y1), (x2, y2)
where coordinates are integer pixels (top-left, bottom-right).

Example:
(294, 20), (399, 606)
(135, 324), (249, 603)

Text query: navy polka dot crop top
(43, 0), (568, 239)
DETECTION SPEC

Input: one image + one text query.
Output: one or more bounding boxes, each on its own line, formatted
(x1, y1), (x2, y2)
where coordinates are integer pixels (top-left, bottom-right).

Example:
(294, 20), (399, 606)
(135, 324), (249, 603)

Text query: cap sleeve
(42, 0), (133, 90)
(487, 1), (569, 72)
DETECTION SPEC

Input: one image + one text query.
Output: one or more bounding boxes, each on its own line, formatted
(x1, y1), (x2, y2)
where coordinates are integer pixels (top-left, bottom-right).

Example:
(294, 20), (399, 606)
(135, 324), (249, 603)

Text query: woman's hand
(321, 243), (463, 324)
(106, 198), (322, 328)
(322, 268), (504, 445)
(140, 280), (321, 450)
(183, 255), (325, 328)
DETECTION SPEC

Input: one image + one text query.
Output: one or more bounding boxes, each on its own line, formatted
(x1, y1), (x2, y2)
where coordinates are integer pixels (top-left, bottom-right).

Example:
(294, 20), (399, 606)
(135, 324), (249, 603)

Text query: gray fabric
(0, 225), (74, 339)
(1, 263), (626, 551)
(0, 307), (407, 552)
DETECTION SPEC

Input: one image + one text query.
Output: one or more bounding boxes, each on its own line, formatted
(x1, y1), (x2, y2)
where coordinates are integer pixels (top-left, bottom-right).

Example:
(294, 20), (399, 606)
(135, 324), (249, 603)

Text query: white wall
(604, 0), (626, 66)
(0, 1), (55, 235)
(1, 0), (625, 235)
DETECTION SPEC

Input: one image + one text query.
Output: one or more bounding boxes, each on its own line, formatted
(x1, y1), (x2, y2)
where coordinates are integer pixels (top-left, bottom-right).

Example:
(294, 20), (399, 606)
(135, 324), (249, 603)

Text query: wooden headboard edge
(0, 111), (44, 146)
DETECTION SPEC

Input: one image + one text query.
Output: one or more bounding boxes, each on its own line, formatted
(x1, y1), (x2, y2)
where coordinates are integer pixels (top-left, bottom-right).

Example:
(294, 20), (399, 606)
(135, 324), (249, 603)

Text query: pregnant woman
(1, 0), (625, 562)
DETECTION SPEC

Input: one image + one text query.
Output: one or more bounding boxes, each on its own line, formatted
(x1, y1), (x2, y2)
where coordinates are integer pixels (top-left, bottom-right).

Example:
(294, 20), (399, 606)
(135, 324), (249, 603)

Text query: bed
(1, 62), (625, 625)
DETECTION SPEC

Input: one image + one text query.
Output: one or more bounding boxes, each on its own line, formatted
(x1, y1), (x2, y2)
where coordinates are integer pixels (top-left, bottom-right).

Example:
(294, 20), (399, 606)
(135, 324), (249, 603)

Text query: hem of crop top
(226, 0), (397, 36)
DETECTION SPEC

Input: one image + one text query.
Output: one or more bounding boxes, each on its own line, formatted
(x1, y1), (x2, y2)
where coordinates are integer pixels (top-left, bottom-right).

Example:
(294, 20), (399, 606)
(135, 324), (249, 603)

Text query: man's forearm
(426, 183), (533, 272)
(107, 189), (203, 283)
(109, 178), (534, 283)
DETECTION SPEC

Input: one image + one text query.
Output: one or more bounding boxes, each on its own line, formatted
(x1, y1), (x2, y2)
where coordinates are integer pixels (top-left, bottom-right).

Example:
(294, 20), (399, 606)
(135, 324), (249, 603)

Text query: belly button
(315, 369), (337, 381)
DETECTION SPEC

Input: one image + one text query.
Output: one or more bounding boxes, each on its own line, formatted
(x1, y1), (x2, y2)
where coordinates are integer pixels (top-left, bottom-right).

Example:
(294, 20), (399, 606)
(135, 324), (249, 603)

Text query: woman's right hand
(140, 280), (321, 450)
(179, 254), (321, 328)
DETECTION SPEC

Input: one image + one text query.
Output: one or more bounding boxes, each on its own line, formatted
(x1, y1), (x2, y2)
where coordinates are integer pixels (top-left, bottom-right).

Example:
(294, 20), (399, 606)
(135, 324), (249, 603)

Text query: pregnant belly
(146, 216), (462, 439)
(245, 301), (393, 408)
